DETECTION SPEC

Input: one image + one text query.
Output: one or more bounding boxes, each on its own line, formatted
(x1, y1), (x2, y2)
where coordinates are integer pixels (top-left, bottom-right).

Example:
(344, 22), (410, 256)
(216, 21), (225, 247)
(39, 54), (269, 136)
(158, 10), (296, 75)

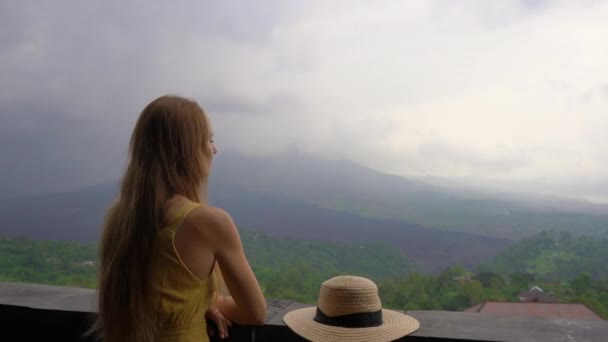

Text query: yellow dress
(152, 201), (217, 342)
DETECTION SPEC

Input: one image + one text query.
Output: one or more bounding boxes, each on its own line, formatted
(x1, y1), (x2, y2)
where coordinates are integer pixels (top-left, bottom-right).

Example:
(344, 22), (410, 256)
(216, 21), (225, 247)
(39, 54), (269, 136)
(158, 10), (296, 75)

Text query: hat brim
(283, 307), (420, 342)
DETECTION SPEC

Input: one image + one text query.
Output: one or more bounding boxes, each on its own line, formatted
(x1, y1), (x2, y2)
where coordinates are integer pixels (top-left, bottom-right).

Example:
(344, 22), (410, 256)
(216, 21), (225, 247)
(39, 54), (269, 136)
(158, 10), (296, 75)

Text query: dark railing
(1, 282), (606, 342)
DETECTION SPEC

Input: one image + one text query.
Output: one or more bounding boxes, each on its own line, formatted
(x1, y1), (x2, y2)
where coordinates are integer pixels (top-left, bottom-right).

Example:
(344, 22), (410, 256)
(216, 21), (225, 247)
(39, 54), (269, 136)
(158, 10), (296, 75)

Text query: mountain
(0, 183), (117, 242)
(209, 185), (512, 273)
(209, 151), (608, 240)
(2, 151), (607, 272)
(0, 179), (510, 273)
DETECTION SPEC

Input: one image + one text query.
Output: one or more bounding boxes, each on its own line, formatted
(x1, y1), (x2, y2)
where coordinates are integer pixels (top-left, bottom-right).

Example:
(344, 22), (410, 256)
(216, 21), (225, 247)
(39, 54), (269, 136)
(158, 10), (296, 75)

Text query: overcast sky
(1, 0), (607, 201)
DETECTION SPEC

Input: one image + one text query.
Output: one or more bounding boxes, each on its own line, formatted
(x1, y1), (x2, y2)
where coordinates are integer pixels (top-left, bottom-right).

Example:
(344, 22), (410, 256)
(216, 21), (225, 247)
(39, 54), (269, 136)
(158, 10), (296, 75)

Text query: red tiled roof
(470, 301), (603, 321)
(517, 291), (560, 303)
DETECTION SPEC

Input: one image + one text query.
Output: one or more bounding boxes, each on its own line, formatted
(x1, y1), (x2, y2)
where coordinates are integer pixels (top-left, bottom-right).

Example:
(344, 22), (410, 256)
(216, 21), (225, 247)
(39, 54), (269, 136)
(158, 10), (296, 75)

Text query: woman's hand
(205, 306), (232, 339)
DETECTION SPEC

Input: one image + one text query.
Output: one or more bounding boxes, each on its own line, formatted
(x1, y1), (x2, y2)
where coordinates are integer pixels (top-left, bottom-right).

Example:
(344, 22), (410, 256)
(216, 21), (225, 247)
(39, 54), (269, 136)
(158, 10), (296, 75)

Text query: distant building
(465, 301), (603, 321)
(518, 285), (559, 303)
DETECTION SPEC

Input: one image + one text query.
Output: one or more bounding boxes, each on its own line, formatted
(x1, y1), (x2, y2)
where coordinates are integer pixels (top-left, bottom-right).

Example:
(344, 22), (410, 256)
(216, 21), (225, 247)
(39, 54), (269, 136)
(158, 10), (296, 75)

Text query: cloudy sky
(1, 0), (607, 201)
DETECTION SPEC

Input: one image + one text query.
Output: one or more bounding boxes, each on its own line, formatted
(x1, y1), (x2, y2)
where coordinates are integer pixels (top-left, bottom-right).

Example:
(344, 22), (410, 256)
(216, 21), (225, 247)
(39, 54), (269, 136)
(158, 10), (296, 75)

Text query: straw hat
(283, 275), (420, 342)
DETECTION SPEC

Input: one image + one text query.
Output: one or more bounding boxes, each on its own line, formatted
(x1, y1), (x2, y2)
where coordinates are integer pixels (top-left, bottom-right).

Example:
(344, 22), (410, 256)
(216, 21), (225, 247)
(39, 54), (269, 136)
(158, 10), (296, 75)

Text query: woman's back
(152, 200), (216, 342)
(96, 95), (266, 342)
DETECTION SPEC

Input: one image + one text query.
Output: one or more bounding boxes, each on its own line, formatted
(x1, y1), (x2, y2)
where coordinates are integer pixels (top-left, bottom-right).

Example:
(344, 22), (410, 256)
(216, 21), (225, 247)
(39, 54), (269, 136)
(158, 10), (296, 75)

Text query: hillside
(0, 182), (512, 273)
(210, 152), (608, 240)
(2, 234), (607, 318)
(241, 231), (415, 302)
(4, 153), (607, 242)
(0, 183), (115, 241)
(0, 232), (414, 303)
(4, 152), (608, 272)
(480, 230), (608, 281)
(0, 235), (97, 288)
(242, 231), (414, 279)
(210, 187), (512, 273)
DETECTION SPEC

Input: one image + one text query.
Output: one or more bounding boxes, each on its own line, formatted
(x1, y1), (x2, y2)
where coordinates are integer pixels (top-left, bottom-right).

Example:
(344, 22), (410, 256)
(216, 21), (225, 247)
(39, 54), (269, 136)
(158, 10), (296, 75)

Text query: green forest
(1, 230), (607, 319)
(479, 230), (608, 281)
(0, 235), (97, 288)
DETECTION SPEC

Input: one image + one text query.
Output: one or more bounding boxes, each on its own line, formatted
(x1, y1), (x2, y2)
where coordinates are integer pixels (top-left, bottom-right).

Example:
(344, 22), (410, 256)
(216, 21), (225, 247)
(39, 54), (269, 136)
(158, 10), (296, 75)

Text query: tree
(475, 272), (504, 288)
(510, 272), (534, 289)
(462, 280), (484, 306)
(570, 272), (591, 294)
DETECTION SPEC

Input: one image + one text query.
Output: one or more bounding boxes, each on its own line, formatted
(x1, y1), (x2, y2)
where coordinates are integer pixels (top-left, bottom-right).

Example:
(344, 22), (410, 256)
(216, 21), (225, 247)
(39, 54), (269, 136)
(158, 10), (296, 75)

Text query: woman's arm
(215, 295), (257, 324)
(200, 207), (267, 325)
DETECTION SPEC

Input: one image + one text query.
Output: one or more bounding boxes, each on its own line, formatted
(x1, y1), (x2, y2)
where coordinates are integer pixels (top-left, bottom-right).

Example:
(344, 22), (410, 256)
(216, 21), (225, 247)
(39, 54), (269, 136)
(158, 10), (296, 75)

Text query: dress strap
(167, 201), (202, 227)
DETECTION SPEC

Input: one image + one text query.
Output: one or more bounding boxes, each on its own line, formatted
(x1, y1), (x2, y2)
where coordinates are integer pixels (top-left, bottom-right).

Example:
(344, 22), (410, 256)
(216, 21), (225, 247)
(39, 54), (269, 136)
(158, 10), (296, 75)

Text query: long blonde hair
(94, 95), (214, 341)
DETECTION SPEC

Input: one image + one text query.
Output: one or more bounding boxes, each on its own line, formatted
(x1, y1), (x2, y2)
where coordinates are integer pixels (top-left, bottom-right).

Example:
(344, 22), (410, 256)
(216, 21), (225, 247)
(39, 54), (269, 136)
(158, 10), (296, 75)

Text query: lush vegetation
(378, 269), (608, 319)
(1, 231), (607, 319)
(479, 230), (608, 281)
(0, 235), (97, 288)
(0, 231), (413, 303)
(241, 231), (415, 302)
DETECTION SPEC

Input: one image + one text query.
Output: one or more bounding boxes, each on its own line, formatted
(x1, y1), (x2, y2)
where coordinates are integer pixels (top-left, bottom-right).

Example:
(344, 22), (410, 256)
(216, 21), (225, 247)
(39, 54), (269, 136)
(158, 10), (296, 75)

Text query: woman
(94, 95), (267, 341)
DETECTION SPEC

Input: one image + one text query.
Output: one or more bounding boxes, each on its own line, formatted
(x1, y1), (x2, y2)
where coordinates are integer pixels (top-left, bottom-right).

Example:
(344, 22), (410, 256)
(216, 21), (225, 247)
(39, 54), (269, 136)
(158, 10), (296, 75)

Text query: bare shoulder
(183, 204), (236, 237)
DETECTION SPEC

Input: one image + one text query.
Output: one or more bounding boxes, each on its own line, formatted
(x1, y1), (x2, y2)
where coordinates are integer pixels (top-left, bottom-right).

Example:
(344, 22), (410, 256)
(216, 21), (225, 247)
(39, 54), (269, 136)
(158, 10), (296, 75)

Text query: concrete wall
(1, 282), (606, 342)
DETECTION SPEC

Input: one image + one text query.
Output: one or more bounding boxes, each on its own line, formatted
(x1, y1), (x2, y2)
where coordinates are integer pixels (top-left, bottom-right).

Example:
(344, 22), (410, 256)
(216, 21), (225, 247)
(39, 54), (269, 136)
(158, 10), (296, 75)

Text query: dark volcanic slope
(0, 182), (512, 273)
(0, 183), (117, 242)
(211, 187), (512, 273)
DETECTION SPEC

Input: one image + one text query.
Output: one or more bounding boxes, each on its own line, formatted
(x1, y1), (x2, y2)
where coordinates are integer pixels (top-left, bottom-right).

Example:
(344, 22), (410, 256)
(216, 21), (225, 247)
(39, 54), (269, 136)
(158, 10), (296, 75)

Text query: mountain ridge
(2, 152), (608, 272)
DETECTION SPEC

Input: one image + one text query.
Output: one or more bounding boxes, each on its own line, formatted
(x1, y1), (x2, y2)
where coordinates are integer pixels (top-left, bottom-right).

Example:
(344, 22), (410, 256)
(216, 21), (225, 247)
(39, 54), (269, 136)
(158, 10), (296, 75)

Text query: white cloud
(1, 0), (608, 198)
